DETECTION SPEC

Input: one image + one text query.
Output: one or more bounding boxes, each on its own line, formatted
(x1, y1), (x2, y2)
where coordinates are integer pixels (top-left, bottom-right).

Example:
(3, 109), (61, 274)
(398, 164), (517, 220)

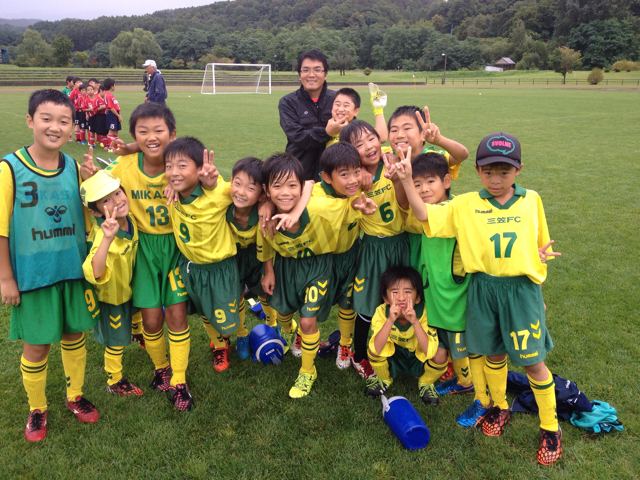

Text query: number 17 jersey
(106, 152), (172, 235)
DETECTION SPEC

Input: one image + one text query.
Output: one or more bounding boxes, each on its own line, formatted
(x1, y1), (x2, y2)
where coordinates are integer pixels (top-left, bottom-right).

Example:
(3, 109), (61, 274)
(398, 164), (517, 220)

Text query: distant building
(494, 57), (516, 71)
(0, 48), (9, 64)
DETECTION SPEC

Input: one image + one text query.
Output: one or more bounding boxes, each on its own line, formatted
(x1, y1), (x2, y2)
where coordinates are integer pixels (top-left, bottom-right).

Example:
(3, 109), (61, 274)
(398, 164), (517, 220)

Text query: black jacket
(278, 82), (335, 181)
(146, 70), (167, 103)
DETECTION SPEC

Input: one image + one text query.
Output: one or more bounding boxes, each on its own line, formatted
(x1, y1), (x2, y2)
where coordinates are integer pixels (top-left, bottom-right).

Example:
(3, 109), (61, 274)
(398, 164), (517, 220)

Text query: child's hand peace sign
(394, 146), (412, 181)
(539, 240), (561, 263)
(388, 295), (401, 322)
(199, 149), (219, 189)
(100, 205), (120, 240)
(416, 106), (441, 145)
(352, 192), (377, 215)
(81, 144), (99, 180)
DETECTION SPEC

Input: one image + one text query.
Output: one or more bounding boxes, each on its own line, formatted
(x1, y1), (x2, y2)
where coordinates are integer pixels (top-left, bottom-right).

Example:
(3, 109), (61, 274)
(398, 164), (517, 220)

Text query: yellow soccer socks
(104, 346), (125, 385)
(168, 327), (191, 386)
(484, 357), (509, 410)
(21, 355), (48, 412)
(60, 333), (87, 401)
(131, 311), (144, 336)
(299, 330), (320, 374)
(277, 313), (295, 333)
(420, 359), (449, 385)
(201, 315), (218, 343)
(528, 368), (559, 432)
(453, 357), (473, 387)
(237, 298), (249, 338)
(469, 354), (491, 407)
(259, 295), (277, 328)
(369, 355), (392, 384)
(338, 307), (356, 347)
(143, 329), (170, 370)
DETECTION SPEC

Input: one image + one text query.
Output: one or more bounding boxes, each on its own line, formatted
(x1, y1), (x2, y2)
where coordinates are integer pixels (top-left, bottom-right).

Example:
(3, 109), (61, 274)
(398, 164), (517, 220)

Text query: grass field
(0, 85), (639, 479)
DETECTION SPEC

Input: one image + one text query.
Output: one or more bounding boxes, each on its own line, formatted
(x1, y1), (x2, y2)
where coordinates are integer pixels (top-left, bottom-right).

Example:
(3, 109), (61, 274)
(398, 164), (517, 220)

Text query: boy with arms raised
(0, 90), (100, 441)
(398, 132), (563, 465)
(82, 170), (143, 397)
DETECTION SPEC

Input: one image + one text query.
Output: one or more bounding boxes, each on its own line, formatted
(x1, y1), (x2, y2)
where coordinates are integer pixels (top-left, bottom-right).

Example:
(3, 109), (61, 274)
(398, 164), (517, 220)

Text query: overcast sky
(3, 0), (222, 22)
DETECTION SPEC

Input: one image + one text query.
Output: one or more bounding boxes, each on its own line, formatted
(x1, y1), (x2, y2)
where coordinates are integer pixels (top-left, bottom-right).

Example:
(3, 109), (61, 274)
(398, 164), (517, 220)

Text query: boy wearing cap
(397, 132), (563, 466)
(82, 170), (143, 397)
(143, 60), (167, 104)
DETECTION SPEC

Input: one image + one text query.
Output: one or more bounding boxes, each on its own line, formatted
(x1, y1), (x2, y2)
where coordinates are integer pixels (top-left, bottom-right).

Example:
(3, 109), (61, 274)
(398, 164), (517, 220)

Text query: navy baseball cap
(476, 132), (521, 168)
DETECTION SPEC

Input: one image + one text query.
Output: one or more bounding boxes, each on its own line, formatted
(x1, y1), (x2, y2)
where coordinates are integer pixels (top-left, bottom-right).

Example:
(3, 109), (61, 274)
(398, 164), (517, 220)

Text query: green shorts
(317, 238), (361, 322)
(236, 244), (265, 297)
(133, 232), (188, 309)
(94, 300), (133, 347)
(437, 328), (468, 360)
(466, 273), (553, 367)
(408, 232), (422, 272)
(179, 256), (241, 335)
(10, 279), (100, 345)
(352, 233), (411, 317)
(388, 346), (426, 379)
(268, 253), (332, 320)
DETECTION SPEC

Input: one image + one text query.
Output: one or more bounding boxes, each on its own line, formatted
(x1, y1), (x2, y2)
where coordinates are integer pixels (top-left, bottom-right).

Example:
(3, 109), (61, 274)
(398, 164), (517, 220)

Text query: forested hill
(2, 0), (639, 72)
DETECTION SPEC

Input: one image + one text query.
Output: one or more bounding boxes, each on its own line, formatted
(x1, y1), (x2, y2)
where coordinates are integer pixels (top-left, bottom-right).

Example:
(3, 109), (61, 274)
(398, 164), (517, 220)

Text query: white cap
(142, 59), (157, 68)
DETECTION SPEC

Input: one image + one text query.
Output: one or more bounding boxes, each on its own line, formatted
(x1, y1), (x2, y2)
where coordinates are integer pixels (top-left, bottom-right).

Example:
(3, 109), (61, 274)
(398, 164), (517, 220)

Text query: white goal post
(201, 63), (271, 95)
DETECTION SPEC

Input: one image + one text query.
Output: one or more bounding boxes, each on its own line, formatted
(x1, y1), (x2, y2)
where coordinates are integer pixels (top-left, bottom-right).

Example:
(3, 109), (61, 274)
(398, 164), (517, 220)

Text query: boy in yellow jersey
(258, 153), (375, 398)
(366, 266), (443, 405)
(164, 137), (240, 395)
(96, 103), (191, 410)
(399, 132), (563, 465)
(81, 170), (143, 397)
(0, 90), (100, 442)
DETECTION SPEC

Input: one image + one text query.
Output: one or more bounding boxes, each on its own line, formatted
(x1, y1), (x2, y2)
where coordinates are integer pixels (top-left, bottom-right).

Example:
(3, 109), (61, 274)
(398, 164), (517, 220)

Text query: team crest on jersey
(45, 205), (68, 223)
(486, 136), (515, 155)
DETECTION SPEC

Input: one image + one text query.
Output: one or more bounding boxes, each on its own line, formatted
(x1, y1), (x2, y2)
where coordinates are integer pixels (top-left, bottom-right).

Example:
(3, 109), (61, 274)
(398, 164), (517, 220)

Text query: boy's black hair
(163, 136), (205, 168)
(129, 102), (176, 138)
(262, 153), (304, 188)
(88, 186), (126, 214)
(388, 105), (426, 132)
(66, 75), (75, 83)
(320, 142), (362, 175)
(28, 89), (74, 119)
(88, 78), (99, 84)
(297, 49), (329, 74)
(232, 157), (264, 186)
(339, 120), (379, 145)
(334, 87), (361, 109)
(412, 152), (451, 197)
(379, 265), (425, 305)
(79, 84), (87, 91)
(477, 161), (517, 171)
(103, 78), (116, 90)
(74, 77), (82, 83)
(98, 85), (106, 93)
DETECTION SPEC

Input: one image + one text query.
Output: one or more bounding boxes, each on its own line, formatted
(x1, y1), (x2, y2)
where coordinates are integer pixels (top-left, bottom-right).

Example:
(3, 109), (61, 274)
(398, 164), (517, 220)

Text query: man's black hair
(334, 87), (361, 109)
(262, 153), (304, 188)
(129, 102), (176, 139)
(66, 75), (75, 83)
(163, 136), (205, 168)
(339, 120), (379, 145)
(28, 89), (74, 119)
(232, 157), (264, 186)
(412, 152), (451, 197)
(297, 49), (329, 75)
(388, 105), (426, 132)
(103, 78), (116, 90)
(379, 265), (425, 305)
(320, 142), (362, 176)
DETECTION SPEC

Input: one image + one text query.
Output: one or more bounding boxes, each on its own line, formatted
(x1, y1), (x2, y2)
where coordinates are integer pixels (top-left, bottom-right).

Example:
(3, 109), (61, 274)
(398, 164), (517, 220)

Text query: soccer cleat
(435, 378), (475, 395)
(365, 376), (391, 398)
(236, 335), (250, 360)
(457, 400), (492, 428)
(439, 360), (454, 381)
(24, 410), (47, 442)
(537, 427), (562, 466)
(419, 383), (439, 406)
(65, 396), (99, 423)
(212, 342), (230, 372)
(481, 406), (511, 436)
(335, 345), (353, 370)
(168, 383), (194, 412)
(291, 334), (303, 357)
(279, 320), (298, 355)
(150, 365), (173, 392)
(289, 368), (317, 398)
(131, 333), (145, 348)
(81, 141), (87, 145)
(351, 357), (376, 379)
(106, 377), (143, 397)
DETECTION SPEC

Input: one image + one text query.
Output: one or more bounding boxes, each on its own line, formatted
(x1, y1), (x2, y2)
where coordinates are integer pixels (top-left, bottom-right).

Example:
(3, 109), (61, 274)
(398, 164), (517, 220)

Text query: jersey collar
(320, 179), (346, 198)
(18, 147), (63, 172)
(180, 184), (204, 205)
(136, 151), (165, 179)
(279, 208), (310, 239)
(479, 183), (526, 210)
(384, 302), (425, 331)
(96, 215), (133, 240)
(225, 204), (259, 231)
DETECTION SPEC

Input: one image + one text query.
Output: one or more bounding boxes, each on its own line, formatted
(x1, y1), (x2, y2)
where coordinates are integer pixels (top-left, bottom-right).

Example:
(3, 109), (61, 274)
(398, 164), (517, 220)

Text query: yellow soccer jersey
(227, 204), (259, 249)
(423, 184), (553, 284)
(170, 181), (235, 264)
(359, 161), (405, 237)
(369, 302), (438, 362)
(83, 215), (138, 305)
(312, 180), (361, 254)
(257, 195), (349, 261)
(106, 152), (171, 235)
(0, 148), (92, 237)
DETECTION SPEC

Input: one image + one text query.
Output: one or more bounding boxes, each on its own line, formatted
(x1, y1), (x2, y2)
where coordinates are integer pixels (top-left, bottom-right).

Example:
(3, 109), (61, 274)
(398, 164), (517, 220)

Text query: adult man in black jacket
(278, 50), (345, 181)
(143, 59), (168, 104)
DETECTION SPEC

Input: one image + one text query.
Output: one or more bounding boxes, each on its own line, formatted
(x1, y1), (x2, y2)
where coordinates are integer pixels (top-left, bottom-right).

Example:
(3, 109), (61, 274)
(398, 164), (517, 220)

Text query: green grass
(0, 86), (639, 478)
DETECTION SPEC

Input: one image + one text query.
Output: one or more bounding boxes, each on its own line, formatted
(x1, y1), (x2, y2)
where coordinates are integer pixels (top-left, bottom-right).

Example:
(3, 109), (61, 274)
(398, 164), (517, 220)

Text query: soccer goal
(201, 63), (271, 95)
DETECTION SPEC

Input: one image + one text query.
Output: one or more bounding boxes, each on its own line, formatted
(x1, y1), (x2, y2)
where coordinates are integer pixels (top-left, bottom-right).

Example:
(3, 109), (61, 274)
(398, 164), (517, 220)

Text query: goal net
(201, 63), (271, 94)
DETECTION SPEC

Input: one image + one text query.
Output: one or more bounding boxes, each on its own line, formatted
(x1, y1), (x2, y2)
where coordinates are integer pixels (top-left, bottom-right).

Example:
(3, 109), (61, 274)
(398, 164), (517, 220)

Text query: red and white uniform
(105, 91), (121, 112)
(84, 96), (97, 118)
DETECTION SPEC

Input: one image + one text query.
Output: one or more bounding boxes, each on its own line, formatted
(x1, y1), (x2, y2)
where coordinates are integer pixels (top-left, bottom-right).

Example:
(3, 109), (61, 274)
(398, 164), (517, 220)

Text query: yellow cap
(80, 170), (121, 207)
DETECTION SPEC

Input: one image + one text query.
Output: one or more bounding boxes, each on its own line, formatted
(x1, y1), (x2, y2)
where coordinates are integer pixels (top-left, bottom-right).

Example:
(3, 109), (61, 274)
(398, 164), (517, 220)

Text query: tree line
(1, 0), (639, 73)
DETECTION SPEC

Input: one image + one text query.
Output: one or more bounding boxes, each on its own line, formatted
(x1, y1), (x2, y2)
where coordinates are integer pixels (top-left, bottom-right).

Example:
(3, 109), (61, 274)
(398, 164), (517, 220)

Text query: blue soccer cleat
(236, 335), (250, 360)
(457, 400), (491, 428)
(436, 378), (475, 395)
